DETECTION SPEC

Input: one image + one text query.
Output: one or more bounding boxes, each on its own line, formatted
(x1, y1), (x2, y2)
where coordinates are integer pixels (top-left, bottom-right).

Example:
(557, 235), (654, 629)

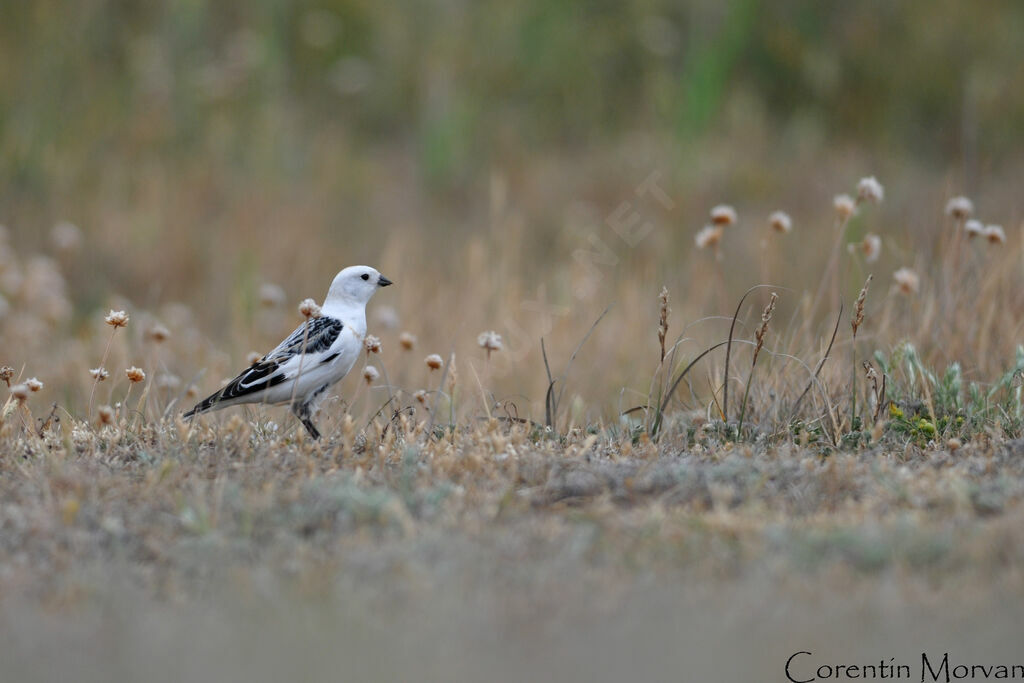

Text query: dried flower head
(25, 377), (43, 392)
(768, 211), (792, 234)
(399, 332), (416, 351)
(857, 176), (884, 203)
(892, 267), (920, 295)
(694, 225), (723, 250)
(945, 196), (973, 221)
(298, 298), (322, 319)
(414, 389), (427, 404)
(156, 373), (181, 390)
(259, 283), (286, 308)
(477, 330), (503, 355)
(90, 367), (110, 382)
(852, 275), (872, 338)
(709, 204), (737, 226)
(984, 224), (1006, 244)
(863, 234), (882, 263)
(10, 383), (29, 401)
(97, 405), (115, 425)
(833, 194), (857, 220)
(147, 324), (170, 343)
(362, 365), (379, 384)
(425, 354), (443, 371)
(51, 221), (83, 251)
(125, 367), (146, 383)
(0, 366), (14, 386)
(246, 351), (262, 366)
(364, 335), (382, 354)
(965, 219), (984, 239)
(104, 309), (129, 328)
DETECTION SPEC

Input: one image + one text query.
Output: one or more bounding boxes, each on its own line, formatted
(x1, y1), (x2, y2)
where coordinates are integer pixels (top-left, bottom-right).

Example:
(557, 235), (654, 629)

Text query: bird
(184, 265), (393, 439)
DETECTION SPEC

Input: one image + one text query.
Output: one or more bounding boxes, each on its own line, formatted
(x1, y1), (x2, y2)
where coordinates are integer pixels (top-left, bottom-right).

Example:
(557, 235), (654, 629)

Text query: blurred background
(1, 0), (1022, 419)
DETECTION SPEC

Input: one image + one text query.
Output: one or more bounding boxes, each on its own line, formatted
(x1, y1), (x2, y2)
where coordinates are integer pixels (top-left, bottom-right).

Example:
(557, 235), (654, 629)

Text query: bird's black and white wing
(185, 317), (344, 416)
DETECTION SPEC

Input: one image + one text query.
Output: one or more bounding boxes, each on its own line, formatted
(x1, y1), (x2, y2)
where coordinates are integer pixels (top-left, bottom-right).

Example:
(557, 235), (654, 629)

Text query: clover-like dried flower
(965, 219), (984, 239)
(90, 367), (110, 381)
(362, 365), (379, 384)
(854, 233), (882, 263)
(0, 366), (14, 386)
(298, 298), (322, 319)
(945, 196), (973, 221)
(892, 267), (919, 295)
(425, 354), (443, 371)
(833, 194), (856, 220)
(51, 221), (83, 251)
(97, 405), (115, 425)
(104, 309), (129, 328)
(10, 383), (29, 401)
(246, 351), (262, 366)
(259, 283), (286, 308)
(125, 367), (146, 383)
(414, 389), (427, 404)
(364, 335), (382, 354)
(984, 224), (1006, 244)
(147, 324), (170, 343)
(768, 211), (792, 234)
(399, 332), (416, 351)
(477, 330), (503, 353)
(709, 204), (737, 226)
(694, 225), (722, 250)
(25, 377), (43, 392)
(857, 176), (884, 203)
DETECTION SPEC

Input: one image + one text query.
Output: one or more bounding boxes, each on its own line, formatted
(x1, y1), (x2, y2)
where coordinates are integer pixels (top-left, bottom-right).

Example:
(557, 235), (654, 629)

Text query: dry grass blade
(790, 300), (844, 420)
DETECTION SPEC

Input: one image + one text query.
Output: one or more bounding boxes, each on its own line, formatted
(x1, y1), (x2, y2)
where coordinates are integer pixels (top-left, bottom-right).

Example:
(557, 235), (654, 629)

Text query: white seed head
(51, 221), (83, 251)
(364, 334), (382, 354)
(477, 330), (503, 352)
(945, 196), (973, 221)
(362, 365), (379, 384)
(399, 332), (416, 351)
(694, 225), (723, 249)
(258, 282), (286, 308)
(97, 405), (115, 425)
(10, 383), (29, 401)
(90, 367), (110, 381)
(833, 194), (857, 219)
(862, 233), (882, 263)
(414, 389), (427, 404)
(892, 267), (920, 295)
(125, 367), (146, 383)
(768, 211), (792, 234)
(857, 176), (884, 203)
(147, 323), (170, 343)
(965, 219), (984, 238)
(984, 224), (1006, 244)
(25, 377), (43, 392)
(246, 351), (262, 366)
(298, 298), (322, 319)
(709, 204), (737, 226)
(425, 354), (443, 371)
(104, 309), (129, 328)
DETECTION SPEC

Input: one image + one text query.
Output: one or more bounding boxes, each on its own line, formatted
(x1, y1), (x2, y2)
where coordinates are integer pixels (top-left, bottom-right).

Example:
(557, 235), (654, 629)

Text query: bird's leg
(291, 401), (322, 440)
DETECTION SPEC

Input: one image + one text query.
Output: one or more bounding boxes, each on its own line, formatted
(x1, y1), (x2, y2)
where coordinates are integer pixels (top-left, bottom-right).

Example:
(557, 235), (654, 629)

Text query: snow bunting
(184, 265), (393, 439)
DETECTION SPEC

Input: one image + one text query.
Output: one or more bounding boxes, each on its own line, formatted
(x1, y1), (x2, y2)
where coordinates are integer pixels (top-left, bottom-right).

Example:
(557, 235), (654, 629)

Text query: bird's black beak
(378, 275), (393, 287)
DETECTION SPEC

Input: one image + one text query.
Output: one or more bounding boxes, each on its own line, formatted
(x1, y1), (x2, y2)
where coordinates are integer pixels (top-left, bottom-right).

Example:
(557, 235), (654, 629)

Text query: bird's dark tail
(183, 391), (222, 420)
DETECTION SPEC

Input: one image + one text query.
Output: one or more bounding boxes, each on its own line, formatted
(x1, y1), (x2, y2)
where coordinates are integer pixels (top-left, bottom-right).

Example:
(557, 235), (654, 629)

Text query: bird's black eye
(361, 273), (369, 281)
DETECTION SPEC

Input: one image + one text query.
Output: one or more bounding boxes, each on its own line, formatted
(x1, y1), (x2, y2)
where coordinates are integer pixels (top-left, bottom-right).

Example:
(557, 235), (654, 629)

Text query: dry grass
(1, 165), (1023, 680)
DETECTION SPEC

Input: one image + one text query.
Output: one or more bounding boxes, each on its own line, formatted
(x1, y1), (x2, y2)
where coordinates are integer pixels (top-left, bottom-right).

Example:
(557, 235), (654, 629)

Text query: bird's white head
(323, 265), (392, 312)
